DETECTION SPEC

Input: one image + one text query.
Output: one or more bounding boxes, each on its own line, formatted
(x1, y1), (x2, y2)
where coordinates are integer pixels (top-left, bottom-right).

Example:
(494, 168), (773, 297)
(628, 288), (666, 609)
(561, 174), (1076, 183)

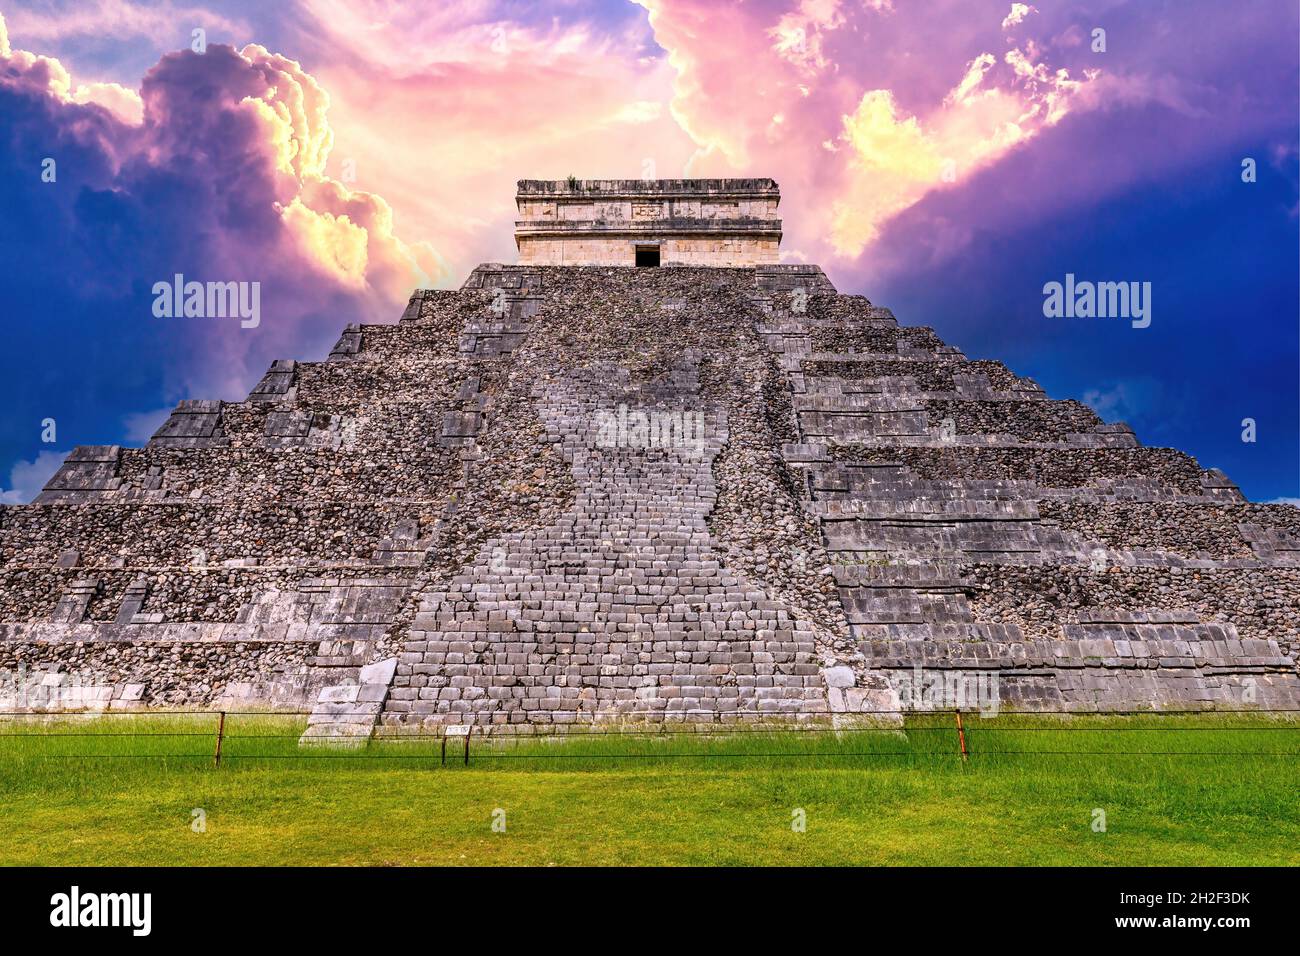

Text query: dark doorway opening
(635, 245), (661, 267)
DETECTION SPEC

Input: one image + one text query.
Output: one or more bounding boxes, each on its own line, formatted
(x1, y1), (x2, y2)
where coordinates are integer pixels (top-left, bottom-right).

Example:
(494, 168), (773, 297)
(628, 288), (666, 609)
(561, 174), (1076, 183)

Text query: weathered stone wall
(965, 565), (1300, 647)
(4, 253), (1299, 735)
(514, 178), (782, 266)
(756, 280), (1300, 714)
(0, 631), (321, 710)
(833, 445), (1209, 494)
(382, 266), (860, 727)
(0, 501), (441, 566)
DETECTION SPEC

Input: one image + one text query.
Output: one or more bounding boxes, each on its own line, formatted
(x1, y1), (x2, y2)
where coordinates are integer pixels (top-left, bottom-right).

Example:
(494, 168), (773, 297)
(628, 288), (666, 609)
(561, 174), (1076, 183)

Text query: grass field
(0, 712), (1296, 866)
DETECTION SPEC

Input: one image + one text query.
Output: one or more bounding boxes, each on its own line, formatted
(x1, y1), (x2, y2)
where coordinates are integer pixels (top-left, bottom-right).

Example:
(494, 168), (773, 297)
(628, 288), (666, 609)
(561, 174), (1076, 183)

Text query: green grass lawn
(0, 712), (1296, 866)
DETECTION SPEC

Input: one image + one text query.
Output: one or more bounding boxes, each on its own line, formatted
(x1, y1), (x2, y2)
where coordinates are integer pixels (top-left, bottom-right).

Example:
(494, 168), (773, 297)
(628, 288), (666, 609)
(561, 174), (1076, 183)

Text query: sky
(0, 0), (1296, 503)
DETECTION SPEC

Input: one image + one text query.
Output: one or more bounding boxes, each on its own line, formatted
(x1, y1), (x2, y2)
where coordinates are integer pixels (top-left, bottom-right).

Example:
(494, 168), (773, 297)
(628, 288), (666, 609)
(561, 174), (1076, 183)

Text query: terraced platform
(3, 262), (1298, 739)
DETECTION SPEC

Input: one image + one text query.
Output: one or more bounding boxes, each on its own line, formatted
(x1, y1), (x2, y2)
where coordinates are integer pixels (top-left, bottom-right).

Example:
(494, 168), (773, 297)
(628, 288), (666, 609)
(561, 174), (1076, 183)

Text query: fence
(1, 708), (1298, 766)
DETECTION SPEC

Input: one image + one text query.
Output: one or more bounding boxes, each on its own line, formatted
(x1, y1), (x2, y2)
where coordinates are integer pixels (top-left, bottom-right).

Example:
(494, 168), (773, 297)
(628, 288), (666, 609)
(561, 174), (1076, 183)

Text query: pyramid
(3, 178), (1298, 741)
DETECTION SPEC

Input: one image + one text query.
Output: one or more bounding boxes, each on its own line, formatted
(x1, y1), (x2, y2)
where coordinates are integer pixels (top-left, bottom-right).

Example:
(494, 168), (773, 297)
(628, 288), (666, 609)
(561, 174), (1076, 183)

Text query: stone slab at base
(299, 657), (398, 747)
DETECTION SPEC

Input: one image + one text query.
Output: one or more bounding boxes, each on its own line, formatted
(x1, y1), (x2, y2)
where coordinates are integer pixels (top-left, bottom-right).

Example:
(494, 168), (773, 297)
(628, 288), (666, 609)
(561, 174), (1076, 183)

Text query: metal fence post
(213, 711), (226, 767)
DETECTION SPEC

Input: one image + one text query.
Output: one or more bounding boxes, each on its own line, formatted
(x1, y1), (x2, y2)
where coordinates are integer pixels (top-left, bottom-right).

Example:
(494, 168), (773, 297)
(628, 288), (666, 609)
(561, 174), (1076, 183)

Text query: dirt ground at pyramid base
(1, 714), (1296, 866)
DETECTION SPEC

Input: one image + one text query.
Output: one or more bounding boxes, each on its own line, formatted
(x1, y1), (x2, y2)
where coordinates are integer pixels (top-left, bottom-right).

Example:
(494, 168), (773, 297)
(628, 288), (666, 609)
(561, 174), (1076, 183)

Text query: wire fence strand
(1, 707), (1297, 764)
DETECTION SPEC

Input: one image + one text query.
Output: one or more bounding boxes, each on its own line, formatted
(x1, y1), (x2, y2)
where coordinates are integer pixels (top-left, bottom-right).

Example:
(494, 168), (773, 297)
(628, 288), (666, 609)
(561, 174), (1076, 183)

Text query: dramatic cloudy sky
(0, 0), (1296, 502)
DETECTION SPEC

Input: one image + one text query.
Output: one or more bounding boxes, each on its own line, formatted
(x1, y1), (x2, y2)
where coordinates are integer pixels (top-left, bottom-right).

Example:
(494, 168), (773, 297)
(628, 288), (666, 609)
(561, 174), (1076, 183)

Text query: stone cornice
(516, 178), (780, 202)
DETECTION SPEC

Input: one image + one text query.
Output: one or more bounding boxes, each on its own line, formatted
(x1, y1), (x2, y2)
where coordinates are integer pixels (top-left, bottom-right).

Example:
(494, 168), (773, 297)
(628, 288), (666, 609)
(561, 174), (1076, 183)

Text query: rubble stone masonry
(3, 180), (1298, 741)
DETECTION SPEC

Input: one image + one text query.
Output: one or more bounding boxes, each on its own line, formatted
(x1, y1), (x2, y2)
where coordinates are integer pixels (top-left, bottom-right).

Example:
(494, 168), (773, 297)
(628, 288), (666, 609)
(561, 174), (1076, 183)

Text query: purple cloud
(0, 15), (445, 403)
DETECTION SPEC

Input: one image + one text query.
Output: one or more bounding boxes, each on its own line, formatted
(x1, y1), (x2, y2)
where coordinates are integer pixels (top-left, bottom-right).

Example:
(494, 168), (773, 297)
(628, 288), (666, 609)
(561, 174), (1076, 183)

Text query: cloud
(1001, 4), (1037, 31)
(0, 14), (144, 124)
(1080, 383), (1138, 422)
(1079, 379), (1170, 428)
(122, 407), (174, 443)
(829, 42), (1096, 255)
(2, 0), (246, 46)
(633, 0), (1106, 262)
(280, 0), (1240, 278)
(290, 0), (695, 269)
(1267, 497), (1300, 507)
(0, 12), (449, 404)
(0, 451), (68, 505)
(946, 54), (997, 107)
(769, 0), (846, 74)
(297, 0), (620, 72)
(71, 82), (144, 125)
(1, 0), (1296, 503)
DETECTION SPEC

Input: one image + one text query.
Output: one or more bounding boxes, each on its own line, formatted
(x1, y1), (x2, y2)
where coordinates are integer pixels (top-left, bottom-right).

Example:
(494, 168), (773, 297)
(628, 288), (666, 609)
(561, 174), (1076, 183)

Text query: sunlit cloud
(0, 10), (448, 402)
(1001, 3), (1037, 31)
(831, 40), (1097, 255)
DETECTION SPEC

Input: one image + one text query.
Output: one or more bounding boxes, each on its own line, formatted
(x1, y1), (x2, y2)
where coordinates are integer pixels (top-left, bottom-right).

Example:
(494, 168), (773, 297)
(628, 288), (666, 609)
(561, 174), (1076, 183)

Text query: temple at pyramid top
(514, 178), (782, 267)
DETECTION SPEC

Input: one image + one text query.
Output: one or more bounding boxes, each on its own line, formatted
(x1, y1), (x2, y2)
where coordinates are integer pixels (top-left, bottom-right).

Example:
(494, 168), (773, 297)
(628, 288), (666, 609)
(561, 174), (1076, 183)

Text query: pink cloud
(0, 11), (447, 400)
(294, 0), (698, 271)
(631, 0), (1114, 265)
(4, 0), (1292, 313)
(2, 0), (247, 46)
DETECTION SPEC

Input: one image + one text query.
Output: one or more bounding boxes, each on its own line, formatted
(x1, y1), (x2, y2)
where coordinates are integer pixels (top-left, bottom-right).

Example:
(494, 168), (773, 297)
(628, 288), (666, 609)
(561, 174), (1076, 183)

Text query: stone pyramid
(2, 179), (1297, 740)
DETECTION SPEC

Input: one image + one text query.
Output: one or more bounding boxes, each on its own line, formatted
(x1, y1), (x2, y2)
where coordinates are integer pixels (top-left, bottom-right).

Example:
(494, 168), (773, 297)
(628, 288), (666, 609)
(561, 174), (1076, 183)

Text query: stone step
(299, 657), (398, 747)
